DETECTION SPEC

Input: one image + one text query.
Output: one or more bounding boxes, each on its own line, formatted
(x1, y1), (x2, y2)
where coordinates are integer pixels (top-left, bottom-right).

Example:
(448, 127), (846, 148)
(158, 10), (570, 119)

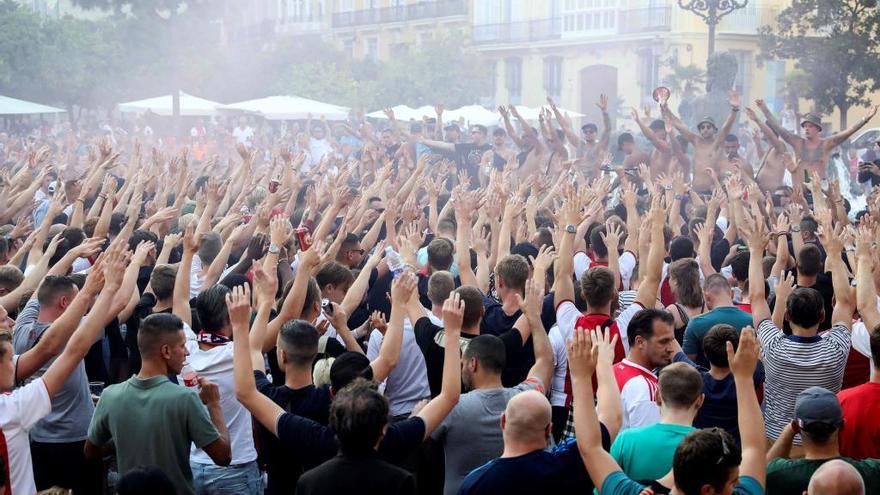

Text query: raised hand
(368, 310), (388, 335)
(728, 89), (740, 108)
(225, 283), (252, 330)
(600, 222), (623, 254)
(597, 94), (608, 113)
(442, 291), (465, 330)
(774, 272), (795, 307)
(131, 240), (156, 267)
(727, 325), (759, 379)
(591, 325), (619, 368)
(182, 223), (202, 253)
(390, 271), (417, 304)
(567, 326), (599, 381)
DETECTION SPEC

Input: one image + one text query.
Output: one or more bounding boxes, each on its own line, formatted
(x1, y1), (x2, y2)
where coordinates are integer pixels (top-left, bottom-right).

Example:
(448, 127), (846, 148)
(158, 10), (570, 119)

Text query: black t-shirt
(769, 271), (834, 332)
(413, 316), (523, 397)
(296, 453), (415, 495)
(276, 412), (427, 467)
(256, 371), (332, 494)
(458, 427), (610, 495)
(455, 142), (492, 185)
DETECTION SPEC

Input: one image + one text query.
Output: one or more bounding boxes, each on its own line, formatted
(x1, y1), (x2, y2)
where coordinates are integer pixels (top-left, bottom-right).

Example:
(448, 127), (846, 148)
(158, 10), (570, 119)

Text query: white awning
(222, 95), (350, 120)
(0, 95), (66, 115)
(117, 91), (223, 117)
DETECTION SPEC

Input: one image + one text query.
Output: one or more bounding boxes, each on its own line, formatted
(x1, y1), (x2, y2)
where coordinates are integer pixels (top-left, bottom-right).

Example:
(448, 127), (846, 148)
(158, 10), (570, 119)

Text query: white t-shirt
(572, 251), (637, 290)
(233, 126), (254, 146)
(181, 341), (257, 466)
(851, 321), (875, 380)
(309, 137), (333, 164)
(1, 376), (52, 495)
(548, 326), (568, 408)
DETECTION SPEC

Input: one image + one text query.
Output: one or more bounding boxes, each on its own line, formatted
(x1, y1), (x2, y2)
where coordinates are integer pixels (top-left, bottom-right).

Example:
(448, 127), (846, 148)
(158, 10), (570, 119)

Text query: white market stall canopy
(444, 105), (499, 127)
(223, 96), (350, 121)
(0, 95), (66, 115)
(366, 105), (435, 121)
(117, 91), (223, 117)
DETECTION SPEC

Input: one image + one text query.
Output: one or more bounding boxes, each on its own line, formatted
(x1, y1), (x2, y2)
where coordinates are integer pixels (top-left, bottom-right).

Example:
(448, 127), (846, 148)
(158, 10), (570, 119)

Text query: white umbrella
(0, 95), (66, 115)
(224, 95), (350, 121)
(117, 91), (222, 117)
(445, 105), (499, 127)
(366, 105), (436, 121)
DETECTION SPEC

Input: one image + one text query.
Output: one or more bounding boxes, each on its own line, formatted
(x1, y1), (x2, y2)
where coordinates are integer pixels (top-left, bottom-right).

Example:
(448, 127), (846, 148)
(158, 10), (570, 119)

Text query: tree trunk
(838, 104), (848, 132)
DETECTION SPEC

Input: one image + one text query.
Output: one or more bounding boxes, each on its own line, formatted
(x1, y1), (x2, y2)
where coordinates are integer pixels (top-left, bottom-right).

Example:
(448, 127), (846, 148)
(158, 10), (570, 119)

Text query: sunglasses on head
(711, 427), (731, 465)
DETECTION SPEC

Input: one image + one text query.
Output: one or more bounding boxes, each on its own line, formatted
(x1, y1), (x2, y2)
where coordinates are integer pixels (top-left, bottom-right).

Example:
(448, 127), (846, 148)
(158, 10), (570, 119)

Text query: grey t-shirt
(431, 378), (544, 495)
(12, 299), (96, 443)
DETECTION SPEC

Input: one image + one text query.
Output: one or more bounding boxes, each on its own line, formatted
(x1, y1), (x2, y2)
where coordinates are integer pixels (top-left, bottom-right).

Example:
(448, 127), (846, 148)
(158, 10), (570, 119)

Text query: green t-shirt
(610, 423), (695, 482)
(87, 376), (220, 495)
(683, 306), (754, 367)
(601, 471), (764, 495)
(767, 457), (880, 495)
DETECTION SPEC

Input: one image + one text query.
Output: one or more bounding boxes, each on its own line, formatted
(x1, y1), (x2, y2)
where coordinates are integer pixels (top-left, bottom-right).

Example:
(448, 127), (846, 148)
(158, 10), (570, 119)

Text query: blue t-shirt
(601, 471), (764, 495)
(683, 306), (754, 367)
(460, 431), (609, 495)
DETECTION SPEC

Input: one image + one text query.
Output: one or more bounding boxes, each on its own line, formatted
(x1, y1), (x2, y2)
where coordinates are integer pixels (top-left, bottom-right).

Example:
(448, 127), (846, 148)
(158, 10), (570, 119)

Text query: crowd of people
(0, 91), (880, 495)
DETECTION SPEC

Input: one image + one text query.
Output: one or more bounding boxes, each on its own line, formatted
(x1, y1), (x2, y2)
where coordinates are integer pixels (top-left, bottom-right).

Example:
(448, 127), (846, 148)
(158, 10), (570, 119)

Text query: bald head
(501, 390), (552, 447)
(807, 460), (864, 495)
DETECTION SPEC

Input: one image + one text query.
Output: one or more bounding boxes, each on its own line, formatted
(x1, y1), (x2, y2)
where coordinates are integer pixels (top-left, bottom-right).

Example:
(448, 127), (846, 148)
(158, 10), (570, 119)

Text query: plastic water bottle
(385, 246), (405, 278)
(181, 363), (199, 390)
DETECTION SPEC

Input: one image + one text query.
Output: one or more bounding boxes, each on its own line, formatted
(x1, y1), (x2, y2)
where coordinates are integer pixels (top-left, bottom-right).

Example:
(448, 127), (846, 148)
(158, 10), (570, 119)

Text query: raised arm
(264, 241), (324, 352)
(419, 138), (455, 153)
(817, 210), (854, 329)
(229, 283), (285, 436)
(856, 225), (880, 331)
(597, 94), (612, 151)
(370, 272), (415, 383)
(634, 196), (666, 308)
(414, 291), (463, 439)
(631, 108), (670, 153)
(728, 326), (766, 489)
(522, 279), (553, 389)
(661, 103), (698, 143)
(755, 99), (799, 147)
(745, 107), (786, 154)
(743, 211), (771, 325)
(172, 223), (200, 327)
(827, 105), (878, 150)
(712, 90), (740, 148)
(547, 97), (582, 148)
(499, 106), (525, 148)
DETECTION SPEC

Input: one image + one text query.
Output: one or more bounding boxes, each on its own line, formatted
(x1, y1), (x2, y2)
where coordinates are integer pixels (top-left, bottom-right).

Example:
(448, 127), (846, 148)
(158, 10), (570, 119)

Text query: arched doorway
(580, 65), (618, 129)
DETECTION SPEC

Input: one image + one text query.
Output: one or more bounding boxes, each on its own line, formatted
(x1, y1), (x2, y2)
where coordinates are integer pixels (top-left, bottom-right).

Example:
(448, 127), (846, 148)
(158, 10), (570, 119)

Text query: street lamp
(677, 0), (749, 61)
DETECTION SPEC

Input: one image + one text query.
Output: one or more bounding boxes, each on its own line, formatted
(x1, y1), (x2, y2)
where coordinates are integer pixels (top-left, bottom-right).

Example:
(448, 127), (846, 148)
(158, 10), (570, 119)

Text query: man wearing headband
(548, 95), (610, 178)
(662, 90), (741, 194)
(757, 100), (878, 181)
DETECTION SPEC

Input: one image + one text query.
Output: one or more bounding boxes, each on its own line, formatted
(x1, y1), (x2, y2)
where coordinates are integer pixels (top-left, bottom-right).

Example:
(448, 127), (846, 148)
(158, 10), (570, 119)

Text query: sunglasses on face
(350, 248), (365, 255)
(699, 124), (714, 131)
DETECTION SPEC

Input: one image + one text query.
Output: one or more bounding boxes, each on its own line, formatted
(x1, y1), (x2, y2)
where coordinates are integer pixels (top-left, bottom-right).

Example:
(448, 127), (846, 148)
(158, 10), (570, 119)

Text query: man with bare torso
(661, 90), (740, 194)
(757, 99), (878, 181)
(548, 96), (610, 178)
(744, 106), (791, 191)
(631, 109), (690, 179)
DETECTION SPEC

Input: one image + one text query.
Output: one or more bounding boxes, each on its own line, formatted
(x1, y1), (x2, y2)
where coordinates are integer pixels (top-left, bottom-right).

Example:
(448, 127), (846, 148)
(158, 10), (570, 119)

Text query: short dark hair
(109, 212), (127, 236)
(787, 287), (824, 328)
(797, 244), (822, 276)
(330, 352), (373, 392)
(330, 378), (388, 455)
(48, 227), (85, 267)
(589, 225), (608, 258)
(579, 266), (616, 308)
(703, 324), (738, 368)
(315, 261), (354, 292)
(659, 362), (704, 409)
(0, 332), (12, 360)
(36, 275), (77, 306)
(669, 236), (695, 261)
(279, 320), (319, 368)
(728, 252), (749, 281)
(0, 266), (24, 294)
(800, 422), (839, 443)
(463, 335), (506, 374)
(704, 273), (731, 294)
(870, 324), (880, 367)
(674, 429), (742, 495)
(150, 265), (176, 300)
(800, 216), (819, 235)
(617, 132), (634, 149)
(340, 233), (360, 253)
(427, 238), (454, 271)
(725, 134), (739, 143)
(137, 313), (184, 357)
(627, 308), (674, 347)
(454, 285), (485, 328)
(471, 124), (487, 135)
(129, 229), (159, 254)
(195, 285), (231, 333)
(116, 465), (176, 495)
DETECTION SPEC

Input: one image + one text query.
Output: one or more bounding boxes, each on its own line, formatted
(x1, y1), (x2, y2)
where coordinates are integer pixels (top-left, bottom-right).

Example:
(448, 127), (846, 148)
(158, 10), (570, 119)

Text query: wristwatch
(565, 224), (577, 234)
(790, 225), (801, 233)
(268, 243), (281, 255)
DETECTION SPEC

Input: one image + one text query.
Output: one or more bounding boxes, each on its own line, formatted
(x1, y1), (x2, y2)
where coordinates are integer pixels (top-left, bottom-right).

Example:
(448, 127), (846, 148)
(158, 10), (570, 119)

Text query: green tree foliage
(759, 0), (880, 129)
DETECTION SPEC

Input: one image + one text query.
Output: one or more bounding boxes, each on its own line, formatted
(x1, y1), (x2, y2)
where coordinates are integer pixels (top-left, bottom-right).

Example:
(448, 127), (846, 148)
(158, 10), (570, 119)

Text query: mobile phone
(322, 298), (333, 315)
(269, 179), (280, 193)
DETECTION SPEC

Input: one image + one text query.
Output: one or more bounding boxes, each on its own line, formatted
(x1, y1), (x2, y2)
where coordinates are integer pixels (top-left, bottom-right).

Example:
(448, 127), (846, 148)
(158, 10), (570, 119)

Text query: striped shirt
(757, 319), (851, 443)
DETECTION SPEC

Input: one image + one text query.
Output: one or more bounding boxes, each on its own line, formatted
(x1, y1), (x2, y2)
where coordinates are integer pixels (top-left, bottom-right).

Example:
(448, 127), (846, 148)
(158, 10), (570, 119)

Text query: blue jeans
(190, 460), (262, 495)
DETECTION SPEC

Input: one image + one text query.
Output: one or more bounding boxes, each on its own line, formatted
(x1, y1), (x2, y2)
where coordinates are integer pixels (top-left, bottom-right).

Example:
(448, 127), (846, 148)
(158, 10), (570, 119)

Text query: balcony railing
(473, 7), (671, 45)
(332, 0), (467, 28)
(618, 6), (672, 34)
(473, 18), (562, 44)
